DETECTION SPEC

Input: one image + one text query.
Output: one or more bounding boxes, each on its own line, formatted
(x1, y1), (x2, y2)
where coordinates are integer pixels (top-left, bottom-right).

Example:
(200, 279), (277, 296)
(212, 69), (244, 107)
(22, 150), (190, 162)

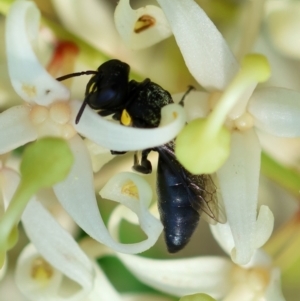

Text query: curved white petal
(6, 1), (70, 105)
(71, 100), (186, 151)
(264, 268), (286, 301)
(22, 199), (94, 294)
(53, 136), (162, 254)
(254, 205), (274, 249)
(102, 173), (163, 251)
(156, 0), (239, 91)
(210, 222), (235, 256)
(0, 168), (21, 210)
(117, 254), (233, 299)
(248, 87), (300, 137)
(0, 105), (37, 154)
(83, 262), (123, 301)
(114, 0), (172, 50)
(216, 129), (261, 265)
(83, 138), (115, 173)
(15, 244), (64, 301)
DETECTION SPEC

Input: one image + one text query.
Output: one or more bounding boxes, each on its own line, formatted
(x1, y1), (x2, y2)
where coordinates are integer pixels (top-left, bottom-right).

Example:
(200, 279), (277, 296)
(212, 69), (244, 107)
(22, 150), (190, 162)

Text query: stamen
(29, 105), (48, 125)
(134, 15), (156, 33)
(49, 102), (71, 124)
(233, 112), (254, 131)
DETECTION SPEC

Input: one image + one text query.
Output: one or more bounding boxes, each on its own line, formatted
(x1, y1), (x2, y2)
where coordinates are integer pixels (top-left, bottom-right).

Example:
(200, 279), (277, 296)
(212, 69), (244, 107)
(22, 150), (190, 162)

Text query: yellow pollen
(134, 15), (156, 33)
(233, 112), (254, 131)
(172, 111), (178, 119)
(121, 109), (132, 126)
(121, 180), (139, 199)
(29, 105), (49, 125)
(22, 84), (37, 98)
(49, 102), (71, 124)
(31, 257), (53, 283)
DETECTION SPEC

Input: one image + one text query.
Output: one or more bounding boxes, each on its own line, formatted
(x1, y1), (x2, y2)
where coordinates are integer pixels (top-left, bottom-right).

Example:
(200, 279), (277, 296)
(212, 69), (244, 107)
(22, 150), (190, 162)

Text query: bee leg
(110, 150), (127, 155)
(133, 150), (152, 174)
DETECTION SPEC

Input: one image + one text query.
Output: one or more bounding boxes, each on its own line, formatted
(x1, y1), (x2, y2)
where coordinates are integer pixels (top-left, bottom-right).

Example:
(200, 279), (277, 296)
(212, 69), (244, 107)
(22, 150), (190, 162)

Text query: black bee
(57, 59), (225, 253)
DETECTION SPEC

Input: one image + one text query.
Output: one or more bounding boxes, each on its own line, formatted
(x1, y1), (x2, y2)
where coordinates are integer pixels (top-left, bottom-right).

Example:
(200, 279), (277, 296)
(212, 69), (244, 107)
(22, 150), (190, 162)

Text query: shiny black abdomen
(156, 150), (200, 253)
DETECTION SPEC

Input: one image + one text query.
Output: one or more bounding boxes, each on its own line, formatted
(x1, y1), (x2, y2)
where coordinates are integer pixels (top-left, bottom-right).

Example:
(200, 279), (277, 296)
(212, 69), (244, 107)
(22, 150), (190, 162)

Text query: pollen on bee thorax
(29, 101), (76, 139)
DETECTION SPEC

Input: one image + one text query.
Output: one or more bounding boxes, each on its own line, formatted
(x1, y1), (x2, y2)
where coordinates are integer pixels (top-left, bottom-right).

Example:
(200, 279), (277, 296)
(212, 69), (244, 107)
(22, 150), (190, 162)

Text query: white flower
(114, 0), (300, 266)
(80, 197), (286, 301)
(1, 0), (186, 254)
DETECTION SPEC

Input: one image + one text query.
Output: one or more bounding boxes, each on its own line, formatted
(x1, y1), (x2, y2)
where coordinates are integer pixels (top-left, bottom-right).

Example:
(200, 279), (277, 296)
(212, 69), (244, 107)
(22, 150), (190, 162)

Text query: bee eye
(88, 88), (119, 109)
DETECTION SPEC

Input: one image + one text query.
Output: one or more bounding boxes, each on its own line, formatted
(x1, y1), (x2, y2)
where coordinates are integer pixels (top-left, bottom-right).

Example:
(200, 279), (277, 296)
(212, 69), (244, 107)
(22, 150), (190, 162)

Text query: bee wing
(188, 174), (227, 225)
(156, 143), (227, 225)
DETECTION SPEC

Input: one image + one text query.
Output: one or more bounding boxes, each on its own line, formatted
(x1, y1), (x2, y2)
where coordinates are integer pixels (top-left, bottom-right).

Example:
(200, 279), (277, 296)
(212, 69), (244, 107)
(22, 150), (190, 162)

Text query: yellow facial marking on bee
(121, 109), (132, 126)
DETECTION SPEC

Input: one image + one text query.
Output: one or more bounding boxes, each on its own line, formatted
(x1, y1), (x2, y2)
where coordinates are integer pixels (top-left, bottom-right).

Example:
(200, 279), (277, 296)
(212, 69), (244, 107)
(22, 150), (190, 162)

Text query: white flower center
(29, 101), (76, 139)
(227, 266), (270, 300)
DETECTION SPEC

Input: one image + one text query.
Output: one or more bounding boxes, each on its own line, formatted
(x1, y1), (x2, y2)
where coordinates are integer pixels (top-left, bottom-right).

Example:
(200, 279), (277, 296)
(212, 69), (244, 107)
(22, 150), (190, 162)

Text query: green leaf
(261, 152), (300, 201)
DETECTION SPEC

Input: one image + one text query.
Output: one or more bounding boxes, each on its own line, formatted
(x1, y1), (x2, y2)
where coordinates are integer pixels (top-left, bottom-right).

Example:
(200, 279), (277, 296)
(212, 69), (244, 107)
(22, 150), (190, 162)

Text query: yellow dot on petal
(121, 180), (139, 199)
(31, 257), (53, 282)
(49, 102), (71, 124)
(29, 105), (49, 125)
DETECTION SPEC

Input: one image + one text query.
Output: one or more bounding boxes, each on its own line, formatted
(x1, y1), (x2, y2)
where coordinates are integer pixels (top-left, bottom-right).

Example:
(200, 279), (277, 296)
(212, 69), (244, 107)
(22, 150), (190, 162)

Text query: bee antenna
(75, 100), (88, 124)
(179, 85), (195, 106)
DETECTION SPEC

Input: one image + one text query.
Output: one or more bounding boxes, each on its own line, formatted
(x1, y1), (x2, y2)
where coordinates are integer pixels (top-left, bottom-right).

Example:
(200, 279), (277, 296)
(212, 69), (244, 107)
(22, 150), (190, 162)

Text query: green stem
(261, 152), (300, 202)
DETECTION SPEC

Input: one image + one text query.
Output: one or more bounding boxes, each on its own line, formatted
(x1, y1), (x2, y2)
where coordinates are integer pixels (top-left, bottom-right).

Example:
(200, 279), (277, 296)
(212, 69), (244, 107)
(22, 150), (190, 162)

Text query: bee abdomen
(157, 155), (200, 253)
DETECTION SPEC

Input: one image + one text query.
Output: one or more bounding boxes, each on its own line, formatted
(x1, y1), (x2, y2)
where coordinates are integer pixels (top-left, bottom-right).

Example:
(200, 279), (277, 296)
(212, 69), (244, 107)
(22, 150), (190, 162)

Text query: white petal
(248, 87), (300, 137)
(102, 173), (163, 251)
(254, 205), (274, 249)
(156, 0), (239, 91)
(83, 138), (115, 173)
(0, 168), (21, 210)
(114, 0), (172, 50)
(264, 268), (286, 301)
(53, 136), (162, 253)
(15, 244), (63, 301)
(71, 100), (186, 151)
(6, 1), (70, 105)
(0, 105), (37, 154)
(173, 91), (210, 122)
(117, 254), (233, 299)
(210, 222), (235, 256)
(216, 129), (261, 265)
(84, 262), (123, 301)
(0, 257), (7, 281)
(22, 199), (94, 293)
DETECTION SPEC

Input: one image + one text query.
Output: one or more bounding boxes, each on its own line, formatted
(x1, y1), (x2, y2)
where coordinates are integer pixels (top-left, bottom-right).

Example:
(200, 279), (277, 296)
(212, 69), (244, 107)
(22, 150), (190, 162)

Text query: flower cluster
(0, 0), (299, 300)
